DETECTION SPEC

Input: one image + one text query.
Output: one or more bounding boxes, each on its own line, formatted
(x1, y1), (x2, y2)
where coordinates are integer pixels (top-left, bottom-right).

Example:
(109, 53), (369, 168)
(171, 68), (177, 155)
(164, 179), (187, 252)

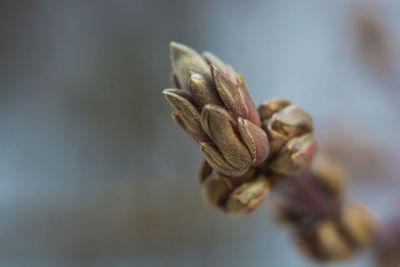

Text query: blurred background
(1, 1), (400, 266)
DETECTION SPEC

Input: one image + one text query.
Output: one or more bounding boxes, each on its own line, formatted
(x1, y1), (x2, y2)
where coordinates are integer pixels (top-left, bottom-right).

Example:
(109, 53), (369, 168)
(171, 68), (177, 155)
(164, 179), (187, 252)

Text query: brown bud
(170, 42), (211, 91)
(236, 74), (261, 126)
(294, 220), (352, 262)
(201, 167), (270, 215)
(201, 104), (253, 173)
(263, 104), (313, 156)
(340, 205), (375, 247)
(189, 73), (222, 109)
(163, 89), (208, 143)
(300, 205), (375, 261)
(199, 142), (243, 177)
(269, 133), (317, 175)
(202, 174), (233, 208)
(317, 220), (353, 260)
(212, 65), (261, 126)
(202, 51), (236, 80)
(164, 43), (267, 177)
(258, 98), (291, 121)
(224, 175), (270, 215)
(212, 66), (247, 120)
(171, 112), (199, 143)
(238, 118), (269, 165)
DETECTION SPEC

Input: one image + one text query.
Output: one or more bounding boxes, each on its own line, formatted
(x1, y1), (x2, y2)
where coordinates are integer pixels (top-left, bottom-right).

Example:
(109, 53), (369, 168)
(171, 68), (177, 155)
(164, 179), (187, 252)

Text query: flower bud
(316, 220), (353, 260)
(201, 105), (252, 171)
(189, 73), (222, 109)
(170, 41), (211, 91)
(212, 65), (260, 125)
(199, 142), (245, 177)
(201, 165), (270, 215)
(262, 104), (313, 156)
(269, 133), (317, 175)
(202, 51), (236, 80)
(301, 205), (375, 261)
(164, 42), (268, 176)
(238, 117), (269, 164)
(163, 88), (208, 143)
(340, 205), (375, 247)
(295, 219), (357, 262)
(258, 98), (291, 121)
(224, 175), (270, 215)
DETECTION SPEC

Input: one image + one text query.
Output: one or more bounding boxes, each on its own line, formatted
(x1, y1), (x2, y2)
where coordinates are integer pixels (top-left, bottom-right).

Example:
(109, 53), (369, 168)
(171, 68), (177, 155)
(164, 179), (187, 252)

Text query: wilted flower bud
(258, 99), (316, 175)
(198, 160), (270, 215)
(163, 42), (269, 176)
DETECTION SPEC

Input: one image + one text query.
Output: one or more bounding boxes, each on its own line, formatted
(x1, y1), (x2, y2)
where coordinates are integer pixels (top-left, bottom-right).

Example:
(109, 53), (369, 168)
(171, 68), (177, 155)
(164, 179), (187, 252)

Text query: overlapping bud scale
(258, 99), (316, 175)
(198, 160), (270, 215)
(163, 42), (269, 176)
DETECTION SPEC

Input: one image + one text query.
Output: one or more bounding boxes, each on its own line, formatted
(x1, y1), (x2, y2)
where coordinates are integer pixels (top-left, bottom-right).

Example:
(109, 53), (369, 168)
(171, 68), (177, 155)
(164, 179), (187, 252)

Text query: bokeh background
(1, 1), (400, 266)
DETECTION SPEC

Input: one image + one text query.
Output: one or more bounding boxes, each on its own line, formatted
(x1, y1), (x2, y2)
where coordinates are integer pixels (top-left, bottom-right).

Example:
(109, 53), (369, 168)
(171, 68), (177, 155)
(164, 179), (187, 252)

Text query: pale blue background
(1, 1), (400, 266)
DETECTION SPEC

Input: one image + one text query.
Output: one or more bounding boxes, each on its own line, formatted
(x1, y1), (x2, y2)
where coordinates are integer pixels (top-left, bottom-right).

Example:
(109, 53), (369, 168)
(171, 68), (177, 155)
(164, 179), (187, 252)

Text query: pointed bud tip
(169, 41), (198, 62)
(169, 41), (188, 53)
(189, 73), (203, 83)
(236, 74), (244, 84)
(202, 103), (222, 114)
(201, 104), (231, 126)
(162, 88), (181, 101)
(162, 89), (175, 100)
(210, 64), (220, 76)
(162, 88), (173, 95)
